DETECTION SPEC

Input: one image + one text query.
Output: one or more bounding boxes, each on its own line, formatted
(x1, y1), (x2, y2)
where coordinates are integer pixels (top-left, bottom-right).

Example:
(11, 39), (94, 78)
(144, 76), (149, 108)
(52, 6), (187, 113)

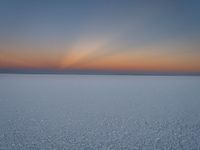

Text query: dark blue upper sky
(1, 0), (199, 42)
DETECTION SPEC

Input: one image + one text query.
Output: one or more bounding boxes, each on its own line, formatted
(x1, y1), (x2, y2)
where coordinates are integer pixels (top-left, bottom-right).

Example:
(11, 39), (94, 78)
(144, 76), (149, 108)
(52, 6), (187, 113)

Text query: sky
(0, 0), (200, 75)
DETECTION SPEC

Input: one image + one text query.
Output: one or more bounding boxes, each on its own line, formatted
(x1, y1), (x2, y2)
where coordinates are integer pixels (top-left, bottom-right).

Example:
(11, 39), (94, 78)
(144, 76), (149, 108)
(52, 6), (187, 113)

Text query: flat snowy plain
(0, 74), (200, 150)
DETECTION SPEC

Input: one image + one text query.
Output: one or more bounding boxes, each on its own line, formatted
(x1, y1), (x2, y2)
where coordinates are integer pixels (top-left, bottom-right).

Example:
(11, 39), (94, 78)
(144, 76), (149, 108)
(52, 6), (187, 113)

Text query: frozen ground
(0, 74), (200, 150)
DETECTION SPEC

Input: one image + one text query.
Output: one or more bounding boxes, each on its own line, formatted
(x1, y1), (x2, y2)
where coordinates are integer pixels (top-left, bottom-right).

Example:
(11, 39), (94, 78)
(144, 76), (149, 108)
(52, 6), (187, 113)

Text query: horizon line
(0, 71), (200, 76)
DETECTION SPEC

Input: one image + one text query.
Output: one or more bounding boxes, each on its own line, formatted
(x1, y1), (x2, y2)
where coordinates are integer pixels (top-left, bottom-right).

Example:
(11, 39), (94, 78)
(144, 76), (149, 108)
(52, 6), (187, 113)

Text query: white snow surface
(0, 74), (200, 149)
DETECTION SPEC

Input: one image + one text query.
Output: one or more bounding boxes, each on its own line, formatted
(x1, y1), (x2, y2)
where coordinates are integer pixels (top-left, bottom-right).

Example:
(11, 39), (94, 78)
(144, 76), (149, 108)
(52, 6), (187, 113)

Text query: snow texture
(0, 74), (200, 150)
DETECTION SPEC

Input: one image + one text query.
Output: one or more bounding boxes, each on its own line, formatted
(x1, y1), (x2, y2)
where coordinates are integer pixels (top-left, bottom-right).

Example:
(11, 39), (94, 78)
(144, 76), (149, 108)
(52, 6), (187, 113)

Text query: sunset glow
(0, 0), (200, 75)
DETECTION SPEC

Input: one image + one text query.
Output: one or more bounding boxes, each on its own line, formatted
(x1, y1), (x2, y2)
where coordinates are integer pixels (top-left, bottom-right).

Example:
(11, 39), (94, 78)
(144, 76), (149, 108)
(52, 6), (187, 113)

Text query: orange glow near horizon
(1, 43), (200, 74)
